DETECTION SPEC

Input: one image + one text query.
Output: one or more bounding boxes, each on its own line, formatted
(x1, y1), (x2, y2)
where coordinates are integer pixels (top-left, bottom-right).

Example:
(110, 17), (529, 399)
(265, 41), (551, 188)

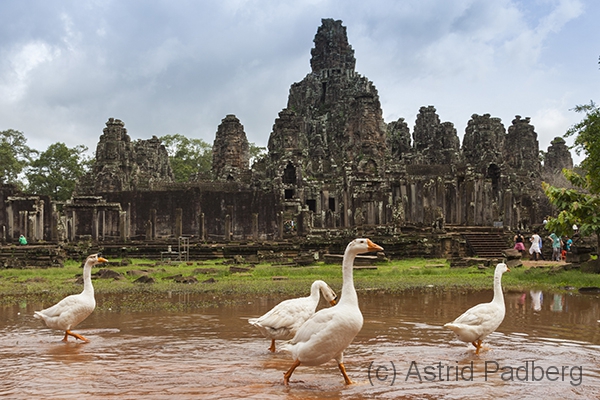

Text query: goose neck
(492, 271), (504, 303)
(340, 251), (358, 305)
(309, 282), (322, 302)
(82, 261), (94, 295)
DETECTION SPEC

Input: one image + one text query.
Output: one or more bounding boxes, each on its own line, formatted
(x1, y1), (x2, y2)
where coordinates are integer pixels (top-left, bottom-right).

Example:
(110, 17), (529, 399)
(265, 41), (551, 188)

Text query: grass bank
(1, 257), (599, 311)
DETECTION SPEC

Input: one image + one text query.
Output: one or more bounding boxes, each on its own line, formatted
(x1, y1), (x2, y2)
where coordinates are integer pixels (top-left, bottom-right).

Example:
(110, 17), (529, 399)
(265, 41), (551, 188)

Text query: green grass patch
(1, 258), (599, 311)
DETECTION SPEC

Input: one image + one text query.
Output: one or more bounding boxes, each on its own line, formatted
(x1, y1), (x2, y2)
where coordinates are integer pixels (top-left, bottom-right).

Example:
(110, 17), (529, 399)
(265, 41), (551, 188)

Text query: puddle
(1, 289), (599, 399)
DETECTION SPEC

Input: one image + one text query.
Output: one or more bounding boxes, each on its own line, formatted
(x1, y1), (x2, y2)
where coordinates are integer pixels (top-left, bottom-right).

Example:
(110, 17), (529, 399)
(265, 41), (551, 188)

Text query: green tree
(567, 101), (600, 191)
(26, 143), (91, 201)
(160, 134), (212, 182)
(543, 101), (600, 251)
(0, 129), (34, 187)
(249, 143), (267, 165)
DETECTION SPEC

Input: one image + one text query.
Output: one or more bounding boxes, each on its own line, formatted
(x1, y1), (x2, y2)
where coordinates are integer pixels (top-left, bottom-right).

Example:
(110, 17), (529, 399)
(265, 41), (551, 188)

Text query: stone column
(119, 211), (127, 241)
(503, 189), (513, 230)
(70, 210), (76, 241)
(326, 210), (334, 228)
(225, 214), (232, 241)
(277, 211), (284, 239)
(299, 210), (312, 236)
(37, 199), (45, 241)
(92, 207), (98, 240)
(227, 205), (234, 237)
(410, 183), (417, 222)
(19, 210), (27, 239)
(145, 220), (153, 240)
(100, 209), (106, 241)
(175, 208), (183, 238)
(125, 203), (131, 240)
(466, 179), (476, 225)
(150, 209), (157, 239)
(5, 201), (14, 238)
(26, 212), (34, 241)
(342, 190), (349, 227)
(252, 213), (258, 240)
(199, 212), (205, 240)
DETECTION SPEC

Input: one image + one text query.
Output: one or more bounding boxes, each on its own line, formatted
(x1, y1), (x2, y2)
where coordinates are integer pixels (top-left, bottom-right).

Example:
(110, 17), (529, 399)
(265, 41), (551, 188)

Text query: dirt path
(520, 259), (568, 268)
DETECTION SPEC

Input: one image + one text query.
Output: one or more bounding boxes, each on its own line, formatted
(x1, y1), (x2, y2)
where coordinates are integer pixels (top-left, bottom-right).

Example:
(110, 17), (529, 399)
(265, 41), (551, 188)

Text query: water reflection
(552, 294), (565, 312)
(530, 290), (543, 312)
(0, 289), (599, 399)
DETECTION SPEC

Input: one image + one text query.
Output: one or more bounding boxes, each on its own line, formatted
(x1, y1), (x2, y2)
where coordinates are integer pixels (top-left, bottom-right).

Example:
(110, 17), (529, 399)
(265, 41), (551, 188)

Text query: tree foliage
(249, 143), (267, 165)
(0, 129), (34, 187)
(565, 101), (600, 192)
(25, 143), (91, 201)
(160, 134), (267, 182)
(543, 101), (600, 250)
(160, 134), (212, 182)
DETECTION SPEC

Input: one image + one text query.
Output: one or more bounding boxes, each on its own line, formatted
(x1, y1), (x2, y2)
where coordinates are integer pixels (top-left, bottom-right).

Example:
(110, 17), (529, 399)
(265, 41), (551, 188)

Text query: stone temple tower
(265, 18), (390, 229)
(75, 117), (173, 194)
(211, 114), (250, 182)
(269, 18), (388, 181)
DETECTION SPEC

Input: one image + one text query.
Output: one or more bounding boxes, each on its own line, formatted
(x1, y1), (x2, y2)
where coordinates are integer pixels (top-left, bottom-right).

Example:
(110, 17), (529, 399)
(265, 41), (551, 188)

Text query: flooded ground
(1, 288), (599, 399)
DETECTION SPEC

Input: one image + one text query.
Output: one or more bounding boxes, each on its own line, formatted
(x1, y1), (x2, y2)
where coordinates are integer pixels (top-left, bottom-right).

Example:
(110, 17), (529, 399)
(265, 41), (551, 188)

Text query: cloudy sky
(1, 0), (598, 165)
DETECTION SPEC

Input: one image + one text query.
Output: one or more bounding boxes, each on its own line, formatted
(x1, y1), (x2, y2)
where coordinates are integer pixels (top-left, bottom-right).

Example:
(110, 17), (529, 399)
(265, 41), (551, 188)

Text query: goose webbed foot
(283, 359), (301, 385)
(63, 330), (90, 343)
(471, 339), (482, 354)
(338, 362), (354, 384)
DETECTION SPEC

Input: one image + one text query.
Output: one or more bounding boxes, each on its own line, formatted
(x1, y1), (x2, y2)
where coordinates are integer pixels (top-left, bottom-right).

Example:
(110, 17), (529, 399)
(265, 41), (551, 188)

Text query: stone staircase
(462, 233), (510, 258)
(0, 245), (65, 268)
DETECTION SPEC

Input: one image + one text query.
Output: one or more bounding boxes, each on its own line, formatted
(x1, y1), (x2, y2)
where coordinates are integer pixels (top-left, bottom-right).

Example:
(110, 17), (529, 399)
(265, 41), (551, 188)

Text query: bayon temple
(0, 19), (574, 258)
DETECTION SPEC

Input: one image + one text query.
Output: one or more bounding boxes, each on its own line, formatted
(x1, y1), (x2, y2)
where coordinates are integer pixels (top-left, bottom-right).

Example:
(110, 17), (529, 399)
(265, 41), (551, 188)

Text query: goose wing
(36, 294), (83, 318)
(253, 299), (314, 331)
(449, 302), (503, 327)
(289, 307), (337, 344)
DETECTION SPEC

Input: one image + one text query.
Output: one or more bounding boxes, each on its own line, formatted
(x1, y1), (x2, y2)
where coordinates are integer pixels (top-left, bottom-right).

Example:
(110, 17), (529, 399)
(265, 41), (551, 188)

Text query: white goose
(34, 253), (108, 342)
(282, 238), (383, 385)
(444, 262), (510, 354)
(249, 280), (337, 352)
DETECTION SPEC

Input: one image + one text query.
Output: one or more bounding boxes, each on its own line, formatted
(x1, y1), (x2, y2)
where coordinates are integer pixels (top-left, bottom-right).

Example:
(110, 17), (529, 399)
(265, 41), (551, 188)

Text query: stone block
(505, 259), (523, 269)
(502, 248), (522, 260)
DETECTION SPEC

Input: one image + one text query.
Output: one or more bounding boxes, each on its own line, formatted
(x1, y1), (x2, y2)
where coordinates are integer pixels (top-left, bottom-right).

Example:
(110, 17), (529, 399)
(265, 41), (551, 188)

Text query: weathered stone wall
(99, 184), (279, 241)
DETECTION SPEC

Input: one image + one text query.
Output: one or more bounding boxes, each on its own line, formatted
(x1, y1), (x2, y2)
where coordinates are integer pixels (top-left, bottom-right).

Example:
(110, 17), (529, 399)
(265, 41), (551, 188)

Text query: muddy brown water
(1, 289), (599, 399)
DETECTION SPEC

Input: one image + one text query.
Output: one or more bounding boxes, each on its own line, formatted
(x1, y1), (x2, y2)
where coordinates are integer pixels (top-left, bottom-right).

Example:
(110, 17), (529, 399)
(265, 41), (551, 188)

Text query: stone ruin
(76, 118), (174, 193)
(212, 115), (251, 183)
(0, 19), (574, 256)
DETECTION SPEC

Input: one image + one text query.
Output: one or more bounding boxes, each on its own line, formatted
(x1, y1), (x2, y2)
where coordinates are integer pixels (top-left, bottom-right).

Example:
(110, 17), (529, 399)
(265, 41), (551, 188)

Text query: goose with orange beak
(282, 238), (383, 385)
(444, 263), (510, 354)
(34, 253), (108, 342)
